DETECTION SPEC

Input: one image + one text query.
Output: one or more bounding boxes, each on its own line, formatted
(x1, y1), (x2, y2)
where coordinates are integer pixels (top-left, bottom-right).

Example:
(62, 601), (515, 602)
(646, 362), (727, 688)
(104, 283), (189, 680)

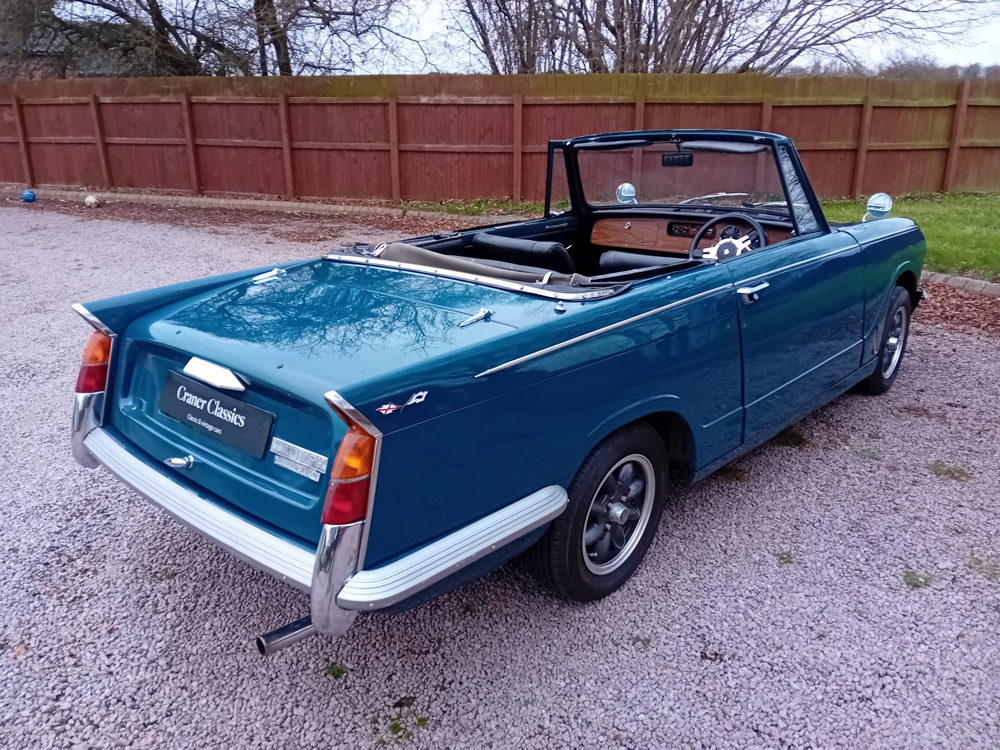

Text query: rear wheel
(859, 286), (912, 395)
(529, 423), (668, 602)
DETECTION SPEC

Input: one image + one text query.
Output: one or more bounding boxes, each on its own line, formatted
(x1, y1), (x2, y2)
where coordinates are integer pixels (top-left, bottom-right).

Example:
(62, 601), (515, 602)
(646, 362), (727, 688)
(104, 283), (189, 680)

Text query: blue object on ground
(22, 190), (36, 203)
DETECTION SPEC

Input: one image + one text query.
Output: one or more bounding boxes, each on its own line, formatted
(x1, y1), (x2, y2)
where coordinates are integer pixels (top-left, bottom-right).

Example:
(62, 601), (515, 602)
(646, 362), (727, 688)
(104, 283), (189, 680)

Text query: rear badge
(269, 437), (327, 483)
(377, 390), (428, 417)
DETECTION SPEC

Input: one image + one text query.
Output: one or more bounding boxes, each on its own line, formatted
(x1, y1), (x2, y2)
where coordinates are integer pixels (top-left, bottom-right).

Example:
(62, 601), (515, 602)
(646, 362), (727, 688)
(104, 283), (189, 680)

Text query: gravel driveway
(2, 206), (999, 749)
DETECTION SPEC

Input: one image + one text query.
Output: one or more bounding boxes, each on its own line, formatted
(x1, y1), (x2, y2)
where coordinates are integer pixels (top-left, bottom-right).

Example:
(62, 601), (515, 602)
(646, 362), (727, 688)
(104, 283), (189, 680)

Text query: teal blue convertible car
(71, 130), (925, 654)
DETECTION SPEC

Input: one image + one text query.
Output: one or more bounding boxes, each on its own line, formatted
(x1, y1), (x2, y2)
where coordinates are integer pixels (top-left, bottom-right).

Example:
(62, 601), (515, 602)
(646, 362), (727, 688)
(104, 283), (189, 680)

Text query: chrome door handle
(736, 281), (769, 303)
(164, 455), (194, 469)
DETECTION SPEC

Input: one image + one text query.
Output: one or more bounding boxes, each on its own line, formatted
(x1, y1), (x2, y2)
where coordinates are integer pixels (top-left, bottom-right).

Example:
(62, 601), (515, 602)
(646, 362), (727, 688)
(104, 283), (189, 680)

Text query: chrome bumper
(78, 426), (361, 637)
(73, 402), (568, 643)
(71, 393), (102, 469)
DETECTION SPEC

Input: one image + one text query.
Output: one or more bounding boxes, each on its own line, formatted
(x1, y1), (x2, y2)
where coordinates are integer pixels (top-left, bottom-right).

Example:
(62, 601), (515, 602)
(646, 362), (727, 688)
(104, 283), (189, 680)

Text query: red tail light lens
(75, 330), (112, 393)
(321, 409), (378, 525)
(322, 476), (371, 525)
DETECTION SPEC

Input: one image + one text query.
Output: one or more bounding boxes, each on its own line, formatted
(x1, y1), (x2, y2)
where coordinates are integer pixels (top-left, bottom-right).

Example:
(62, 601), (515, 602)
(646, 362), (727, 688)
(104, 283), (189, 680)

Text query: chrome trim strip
(337, 485), (568, 610)
(84, 427), (316, 592)
(71, 302), (115, 337)
(182, 357), (246, 392)
(475, 284), (732, 378)
(71, 392), (102, 468)
(324, 254), (617, 301)
(324, 390), (382, 572)
(310, 523), (362, 637)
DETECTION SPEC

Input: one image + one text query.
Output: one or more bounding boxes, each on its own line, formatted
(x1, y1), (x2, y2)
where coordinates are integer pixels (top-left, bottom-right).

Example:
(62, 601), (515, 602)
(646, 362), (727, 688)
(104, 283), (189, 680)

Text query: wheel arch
(895, 268), (922, 309)
(582, 399), (698, 484)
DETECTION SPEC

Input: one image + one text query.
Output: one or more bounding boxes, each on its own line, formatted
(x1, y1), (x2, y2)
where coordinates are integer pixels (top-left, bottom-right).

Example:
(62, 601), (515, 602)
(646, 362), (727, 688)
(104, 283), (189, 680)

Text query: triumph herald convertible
(71, 130), (925, 654)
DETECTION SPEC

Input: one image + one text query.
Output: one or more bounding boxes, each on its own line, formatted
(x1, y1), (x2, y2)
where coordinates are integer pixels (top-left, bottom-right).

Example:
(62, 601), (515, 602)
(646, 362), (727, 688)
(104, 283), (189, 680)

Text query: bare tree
(1, 0), (422, 77)
(446, 0), (574, 73)
(447, 0), (1000, 75)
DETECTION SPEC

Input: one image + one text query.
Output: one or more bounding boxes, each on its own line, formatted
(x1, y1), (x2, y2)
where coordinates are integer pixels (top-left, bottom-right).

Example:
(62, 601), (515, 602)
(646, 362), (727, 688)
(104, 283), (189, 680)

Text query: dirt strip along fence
(1, 74), (998, 203)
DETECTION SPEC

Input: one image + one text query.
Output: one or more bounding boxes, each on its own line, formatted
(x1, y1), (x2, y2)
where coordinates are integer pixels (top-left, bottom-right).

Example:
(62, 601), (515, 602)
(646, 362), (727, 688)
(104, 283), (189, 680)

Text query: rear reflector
(75, 330), (112, 393)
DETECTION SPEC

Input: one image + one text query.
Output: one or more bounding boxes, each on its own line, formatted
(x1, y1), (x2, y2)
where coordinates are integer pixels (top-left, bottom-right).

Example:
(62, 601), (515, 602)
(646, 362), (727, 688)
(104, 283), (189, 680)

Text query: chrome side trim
(71, 392), (102, 468)
(310, 523), (362, 637)
(324, 390), (382, 572)
(325, 254), (617, 301)
(84, 427), (316, 592)
(475, 284), (732, 378)
(182, 357), (246, 391)
(337, 485), (568, 610)
(71, 302), (115, 337)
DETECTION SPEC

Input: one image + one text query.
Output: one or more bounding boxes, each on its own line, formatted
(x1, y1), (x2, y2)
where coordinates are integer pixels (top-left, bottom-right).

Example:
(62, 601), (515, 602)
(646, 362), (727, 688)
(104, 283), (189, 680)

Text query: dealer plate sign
(158, 371), (274, 458)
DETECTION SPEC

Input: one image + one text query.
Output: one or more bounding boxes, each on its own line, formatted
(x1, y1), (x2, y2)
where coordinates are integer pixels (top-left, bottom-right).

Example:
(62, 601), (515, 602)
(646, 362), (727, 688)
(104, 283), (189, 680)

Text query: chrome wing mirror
(863, 193), (892, 223)
(616, 182), (637, 204)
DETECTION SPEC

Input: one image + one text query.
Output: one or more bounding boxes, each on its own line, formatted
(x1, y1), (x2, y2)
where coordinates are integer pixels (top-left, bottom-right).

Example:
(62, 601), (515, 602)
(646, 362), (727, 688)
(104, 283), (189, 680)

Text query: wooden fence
(1, 74), (999, 202)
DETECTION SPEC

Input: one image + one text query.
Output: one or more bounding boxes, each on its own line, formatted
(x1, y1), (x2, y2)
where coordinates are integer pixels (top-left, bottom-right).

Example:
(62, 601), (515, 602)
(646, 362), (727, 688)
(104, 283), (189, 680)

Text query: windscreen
(575, 139), (791, 216)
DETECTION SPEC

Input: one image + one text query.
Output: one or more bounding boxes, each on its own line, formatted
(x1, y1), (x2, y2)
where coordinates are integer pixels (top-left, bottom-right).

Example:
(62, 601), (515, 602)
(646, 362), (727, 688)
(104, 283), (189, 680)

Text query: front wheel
(529, 423), (668, 602)
(858, 286), (912, 395)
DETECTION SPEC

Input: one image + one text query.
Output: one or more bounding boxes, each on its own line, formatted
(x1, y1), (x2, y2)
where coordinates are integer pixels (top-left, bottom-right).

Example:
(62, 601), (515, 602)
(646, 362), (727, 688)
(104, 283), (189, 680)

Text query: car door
(726, 230), (865, 444)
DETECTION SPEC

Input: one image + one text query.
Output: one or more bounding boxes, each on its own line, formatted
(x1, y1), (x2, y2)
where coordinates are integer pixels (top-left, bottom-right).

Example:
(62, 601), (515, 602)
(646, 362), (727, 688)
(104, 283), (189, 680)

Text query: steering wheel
(689, 213), (768, 259)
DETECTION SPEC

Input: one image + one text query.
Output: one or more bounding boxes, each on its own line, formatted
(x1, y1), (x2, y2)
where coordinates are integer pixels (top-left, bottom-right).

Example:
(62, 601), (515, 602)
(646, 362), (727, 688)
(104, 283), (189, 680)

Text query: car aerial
(71, 129), (926, 655)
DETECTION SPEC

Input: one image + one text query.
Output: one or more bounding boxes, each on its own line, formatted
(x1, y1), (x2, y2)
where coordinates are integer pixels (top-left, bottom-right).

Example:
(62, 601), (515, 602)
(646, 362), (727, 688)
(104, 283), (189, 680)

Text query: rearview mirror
(616, 183), (637, 204)
(864, 193), (892, 222)
(662, 152), (694, 167)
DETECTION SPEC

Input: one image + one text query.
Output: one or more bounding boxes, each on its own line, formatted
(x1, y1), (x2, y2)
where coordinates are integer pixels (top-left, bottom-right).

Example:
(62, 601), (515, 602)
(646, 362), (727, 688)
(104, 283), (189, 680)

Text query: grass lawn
(822, 194), (1000, 281)
(403, 193), (1000, 281)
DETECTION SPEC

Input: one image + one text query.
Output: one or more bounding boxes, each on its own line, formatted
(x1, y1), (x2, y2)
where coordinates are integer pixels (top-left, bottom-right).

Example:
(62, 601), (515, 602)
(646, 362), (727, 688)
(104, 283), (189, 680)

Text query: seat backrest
(471, 233), (575, 274)
(599, 250), (689, 274)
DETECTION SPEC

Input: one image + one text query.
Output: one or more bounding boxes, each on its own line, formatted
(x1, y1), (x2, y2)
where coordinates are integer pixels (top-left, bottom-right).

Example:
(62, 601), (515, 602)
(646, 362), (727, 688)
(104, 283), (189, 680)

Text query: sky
(406, 0), (1000, 74)
(876, 18), (1000, 67)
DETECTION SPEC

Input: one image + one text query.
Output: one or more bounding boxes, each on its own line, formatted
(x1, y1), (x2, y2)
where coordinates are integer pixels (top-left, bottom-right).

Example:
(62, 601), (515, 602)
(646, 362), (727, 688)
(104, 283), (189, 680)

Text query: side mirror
(615, 183), (637, 204)
(863, 193), (892, 222)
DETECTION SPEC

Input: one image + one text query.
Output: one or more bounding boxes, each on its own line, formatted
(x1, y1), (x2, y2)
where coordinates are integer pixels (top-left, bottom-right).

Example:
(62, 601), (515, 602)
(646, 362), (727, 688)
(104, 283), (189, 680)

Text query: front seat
(471, 233), (575, 274)
(599, 251), (690, 274)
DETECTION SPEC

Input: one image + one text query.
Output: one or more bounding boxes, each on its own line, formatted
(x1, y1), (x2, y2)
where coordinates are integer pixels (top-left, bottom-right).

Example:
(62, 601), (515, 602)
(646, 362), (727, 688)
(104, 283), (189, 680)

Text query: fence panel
(1, 74), (998, 201)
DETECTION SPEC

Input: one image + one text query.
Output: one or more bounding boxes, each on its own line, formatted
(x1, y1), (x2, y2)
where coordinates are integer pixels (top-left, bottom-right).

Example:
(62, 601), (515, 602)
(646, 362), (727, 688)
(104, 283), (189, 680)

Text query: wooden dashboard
(590, 217), (792, 256)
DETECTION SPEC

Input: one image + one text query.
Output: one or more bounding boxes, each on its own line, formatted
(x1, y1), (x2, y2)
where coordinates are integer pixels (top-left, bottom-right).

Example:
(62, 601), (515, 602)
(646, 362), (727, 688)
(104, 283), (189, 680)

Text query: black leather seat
(471, 233), (575, 274)
(599, 251), (690, 274)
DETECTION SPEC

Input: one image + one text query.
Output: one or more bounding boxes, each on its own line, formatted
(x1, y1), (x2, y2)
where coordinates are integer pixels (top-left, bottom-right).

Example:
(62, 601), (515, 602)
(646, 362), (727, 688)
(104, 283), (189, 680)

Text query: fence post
(388, 98), (401, 202)
(943, 79), (971, 193)
(11, 96), (34, 188)
(278, 93), (296, 199)
(180, 93), (201, 195)
(852, 82), (874, 199)
(631, 77), (646, 188)
(512, 93), (523, 202)
(89, 94), (112, 188)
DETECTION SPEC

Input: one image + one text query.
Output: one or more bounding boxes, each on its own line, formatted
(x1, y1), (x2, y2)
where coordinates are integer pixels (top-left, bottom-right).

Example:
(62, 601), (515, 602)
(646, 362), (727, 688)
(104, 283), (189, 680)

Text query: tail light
(76, 330), (113, 393)
(321, 404), (378, 525)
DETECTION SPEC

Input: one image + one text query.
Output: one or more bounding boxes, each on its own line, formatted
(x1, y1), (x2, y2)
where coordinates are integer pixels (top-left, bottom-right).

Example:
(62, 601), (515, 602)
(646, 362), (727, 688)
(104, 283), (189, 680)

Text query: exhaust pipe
(256, 616), (317, 656)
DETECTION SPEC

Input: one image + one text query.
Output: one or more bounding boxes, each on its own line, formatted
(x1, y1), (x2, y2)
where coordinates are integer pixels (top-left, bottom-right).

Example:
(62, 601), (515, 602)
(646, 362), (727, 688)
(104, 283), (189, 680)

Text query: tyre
(858, 286), (912, 395)
(529, 422), (668, 602)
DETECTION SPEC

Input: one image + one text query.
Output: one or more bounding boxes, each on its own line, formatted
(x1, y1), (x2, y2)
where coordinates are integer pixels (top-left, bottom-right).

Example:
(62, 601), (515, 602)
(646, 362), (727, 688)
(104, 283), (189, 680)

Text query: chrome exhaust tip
(255, 616), (317, 656)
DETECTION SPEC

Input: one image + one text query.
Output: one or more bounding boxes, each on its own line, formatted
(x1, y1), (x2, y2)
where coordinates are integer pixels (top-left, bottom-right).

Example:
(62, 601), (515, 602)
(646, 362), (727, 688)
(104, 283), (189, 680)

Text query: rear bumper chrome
(84, 427), (323, 593)
(337, 485), (567, 611)
(76, 415), (567, 643)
